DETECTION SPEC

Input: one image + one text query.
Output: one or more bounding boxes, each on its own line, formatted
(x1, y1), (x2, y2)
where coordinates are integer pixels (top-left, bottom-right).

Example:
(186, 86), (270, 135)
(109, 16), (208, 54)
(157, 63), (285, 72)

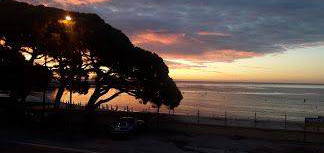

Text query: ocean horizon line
(174, 80), (324, 86)
(44, 79), (324, 86)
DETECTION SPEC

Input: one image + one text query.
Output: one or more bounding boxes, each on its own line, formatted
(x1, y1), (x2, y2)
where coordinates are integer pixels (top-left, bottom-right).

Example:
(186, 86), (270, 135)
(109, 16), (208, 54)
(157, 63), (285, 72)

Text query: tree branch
(95, 91), (123, 107)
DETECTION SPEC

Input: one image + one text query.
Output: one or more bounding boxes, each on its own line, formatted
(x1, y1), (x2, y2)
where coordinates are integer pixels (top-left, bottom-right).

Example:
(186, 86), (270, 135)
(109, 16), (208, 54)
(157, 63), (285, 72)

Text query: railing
(25, 100), (324, 133)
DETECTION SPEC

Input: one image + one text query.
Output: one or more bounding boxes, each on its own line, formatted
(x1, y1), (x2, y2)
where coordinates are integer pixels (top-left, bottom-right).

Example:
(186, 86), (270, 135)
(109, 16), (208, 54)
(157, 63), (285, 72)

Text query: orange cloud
(197, 31), (230, 37)
(162, 50), (263, 63)
(131, 30), (185, 46)
(53, 0), (110, 5)
(203, 50), (263, 62)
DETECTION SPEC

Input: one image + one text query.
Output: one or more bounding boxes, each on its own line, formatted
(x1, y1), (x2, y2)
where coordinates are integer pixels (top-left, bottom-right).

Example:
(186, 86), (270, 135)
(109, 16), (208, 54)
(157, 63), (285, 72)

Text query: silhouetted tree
(0, 0), (90, 106)
(128, 48), (183, 110)
(0, 45), (51, 103)
(82, 46), (183, 111)
(0, 0), (183, 111)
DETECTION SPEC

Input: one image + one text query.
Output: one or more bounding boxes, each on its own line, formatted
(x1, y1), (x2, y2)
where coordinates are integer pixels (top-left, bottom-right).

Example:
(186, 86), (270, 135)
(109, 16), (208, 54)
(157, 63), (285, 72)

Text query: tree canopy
(0, 0), (182, 110)
(0, 44), (51, 102)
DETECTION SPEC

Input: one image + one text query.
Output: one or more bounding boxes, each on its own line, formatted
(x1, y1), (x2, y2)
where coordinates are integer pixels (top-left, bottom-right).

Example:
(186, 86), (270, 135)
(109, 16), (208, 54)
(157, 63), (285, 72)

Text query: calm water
(26, 82), (324, 122)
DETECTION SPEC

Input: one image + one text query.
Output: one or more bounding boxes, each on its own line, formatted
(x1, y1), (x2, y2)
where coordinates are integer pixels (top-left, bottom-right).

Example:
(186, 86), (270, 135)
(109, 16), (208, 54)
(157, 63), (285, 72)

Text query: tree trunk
(84, 84), (101, 131)
(84, 103), (96, 134)
(157, 106), (160, 129)
(54, 86), (64, 108)
(86, 76), (105, 109)
(87, 86), (112, 108)
(87, 88), (100, 106)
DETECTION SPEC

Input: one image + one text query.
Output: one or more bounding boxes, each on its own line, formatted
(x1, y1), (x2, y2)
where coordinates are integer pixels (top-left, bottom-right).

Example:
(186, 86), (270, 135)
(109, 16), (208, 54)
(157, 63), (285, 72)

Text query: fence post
(284, 112), (287, 129)
(225, 110), (227, 126)
(197, 108), (200, 125)
(303, 121), (306, 142)
(254, 111), (257, 128)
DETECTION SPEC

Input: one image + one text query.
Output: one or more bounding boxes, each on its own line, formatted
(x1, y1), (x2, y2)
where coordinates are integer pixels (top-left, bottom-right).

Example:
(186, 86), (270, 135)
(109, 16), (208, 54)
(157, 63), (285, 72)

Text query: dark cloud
(18, 0), (324, 61)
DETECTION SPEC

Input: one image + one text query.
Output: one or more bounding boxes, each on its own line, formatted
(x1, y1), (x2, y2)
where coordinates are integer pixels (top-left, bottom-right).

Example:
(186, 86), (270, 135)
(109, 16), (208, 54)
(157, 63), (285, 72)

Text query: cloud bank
(17, 0), (324, 64)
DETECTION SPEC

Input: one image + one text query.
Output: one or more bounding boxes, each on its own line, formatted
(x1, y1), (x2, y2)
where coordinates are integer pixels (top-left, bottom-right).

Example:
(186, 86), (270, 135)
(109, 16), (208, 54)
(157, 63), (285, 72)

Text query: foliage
(0, 0), (182, 109)
(0, 45), (51, 102)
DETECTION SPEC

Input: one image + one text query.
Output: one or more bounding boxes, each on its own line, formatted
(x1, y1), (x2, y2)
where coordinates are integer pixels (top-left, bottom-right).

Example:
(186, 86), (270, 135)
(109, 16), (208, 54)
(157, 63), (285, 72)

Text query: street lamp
(58, 14), (75, 108)
(0, 39), (5, 46)
(65, 15), (72, 21)
(58, 15), (75, 25)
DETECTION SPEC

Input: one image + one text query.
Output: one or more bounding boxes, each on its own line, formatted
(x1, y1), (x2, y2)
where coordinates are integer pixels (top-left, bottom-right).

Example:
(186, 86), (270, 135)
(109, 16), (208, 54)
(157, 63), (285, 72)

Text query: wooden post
(303, 98), (307, 142)
(284, 112), (287, 129)
(303, 120), (307, 142)
(42, 91), (46, 111)
(225, 110), (227, 126)
(41, 53), (47, 124)
(157, 106), (160, 129)
(254, 111), (257, 128)
(197, 108), (200, 125)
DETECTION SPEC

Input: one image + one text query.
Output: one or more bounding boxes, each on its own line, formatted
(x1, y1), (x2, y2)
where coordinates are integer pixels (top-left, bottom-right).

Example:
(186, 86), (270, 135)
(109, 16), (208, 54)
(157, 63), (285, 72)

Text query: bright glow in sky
(169, 46), (324, 84)
(17, 0), (324, 84)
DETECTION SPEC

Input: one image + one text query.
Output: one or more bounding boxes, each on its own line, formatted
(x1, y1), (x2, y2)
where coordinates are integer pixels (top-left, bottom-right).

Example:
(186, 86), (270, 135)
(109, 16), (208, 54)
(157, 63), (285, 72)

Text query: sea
(22, 81), (324, 122)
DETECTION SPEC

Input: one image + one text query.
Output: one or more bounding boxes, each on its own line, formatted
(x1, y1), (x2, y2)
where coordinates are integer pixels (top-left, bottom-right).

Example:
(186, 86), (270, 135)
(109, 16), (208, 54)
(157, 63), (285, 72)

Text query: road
(0, 140), (100, 153)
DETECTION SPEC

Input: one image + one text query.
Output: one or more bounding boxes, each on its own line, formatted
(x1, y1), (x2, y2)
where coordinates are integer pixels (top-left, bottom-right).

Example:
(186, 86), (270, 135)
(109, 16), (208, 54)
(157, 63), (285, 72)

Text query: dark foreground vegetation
(0, 0), (182, 110)
(0, 2), (184, 150)
(0, 0), (182, 130)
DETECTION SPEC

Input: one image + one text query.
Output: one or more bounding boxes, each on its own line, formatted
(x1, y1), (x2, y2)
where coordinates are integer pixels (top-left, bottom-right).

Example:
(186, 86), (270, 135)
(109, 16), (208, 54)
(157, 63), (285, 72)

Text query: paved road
(0, 140), (100, 153)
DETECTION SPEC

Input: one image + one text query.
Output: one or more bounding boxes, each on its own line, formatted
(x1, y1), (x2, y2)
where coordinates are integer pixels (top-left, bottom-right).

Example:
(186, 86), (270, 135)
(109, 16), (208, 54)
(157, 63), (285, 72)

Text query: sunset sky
(18, 0), (324, 84)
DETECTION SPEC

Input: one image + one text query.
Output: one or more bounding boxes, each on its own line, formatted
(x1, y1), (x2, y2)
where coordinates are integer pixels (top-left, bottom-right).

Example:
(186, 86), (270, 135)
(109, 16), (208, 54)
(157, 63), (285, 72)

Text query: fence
(92, 103), (324, 133)
(169, 109), (324, 133)
(26, 98), (324, 133)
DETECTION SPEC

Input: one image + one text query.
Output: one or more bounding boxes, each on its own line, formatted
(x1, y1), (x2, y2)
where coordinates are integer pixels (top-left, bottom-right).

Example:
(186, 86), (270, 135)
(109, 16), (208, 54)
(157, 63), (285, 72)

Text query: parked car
(109, 117), (146, 136)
